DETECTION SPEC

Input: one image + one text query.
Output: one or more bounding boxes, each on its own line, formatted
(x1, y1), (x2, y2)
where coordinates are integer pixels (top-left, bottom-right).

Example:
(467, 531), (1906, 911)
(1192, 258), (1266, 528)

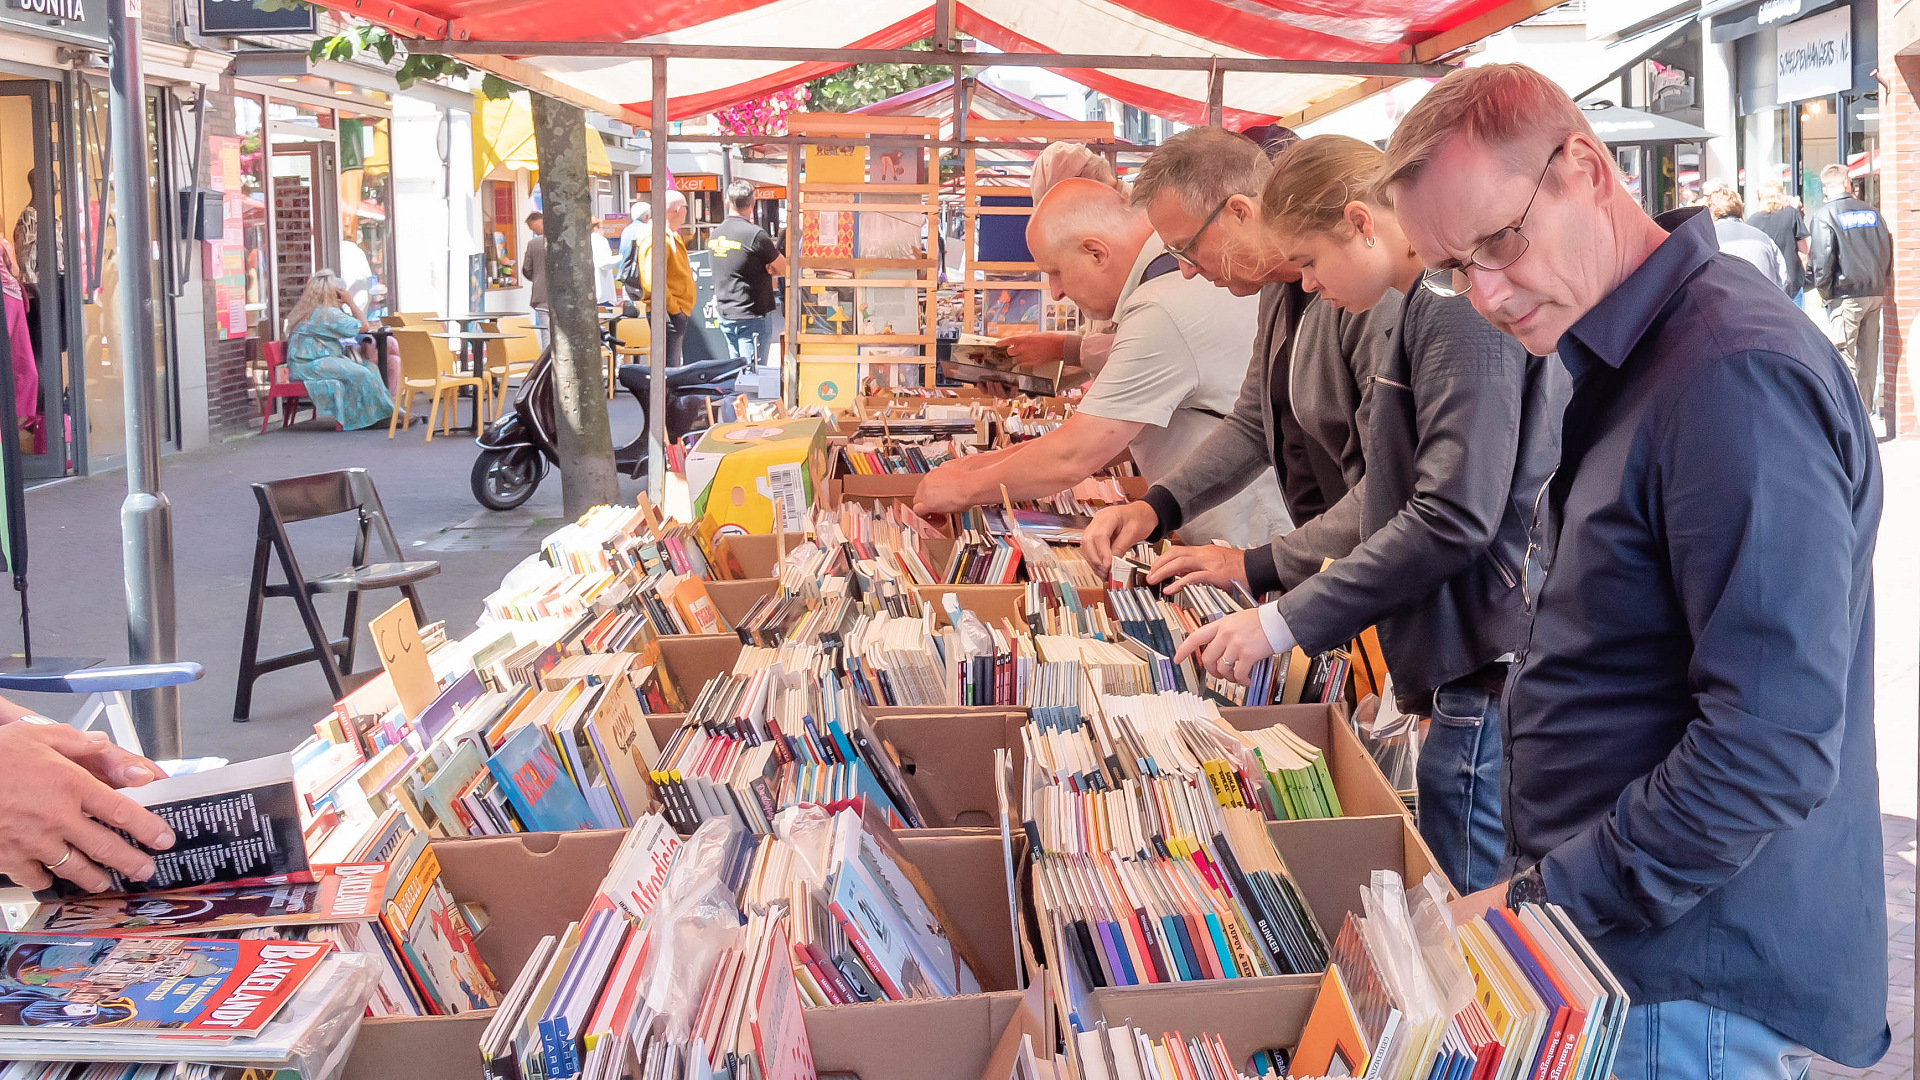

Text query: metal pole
(108, 0), (180, 758)
(646, 58), (668, 504)
(1207, 63), (1225, 128)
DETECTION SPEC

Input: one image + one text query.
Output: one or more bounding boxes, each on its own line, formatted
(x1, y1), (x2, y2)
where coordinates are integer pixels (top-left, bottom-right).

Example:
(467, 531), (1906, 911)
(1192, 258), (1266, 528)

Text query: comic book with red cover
(0, 932), (330, 1038)
(26, 864), (391, 937)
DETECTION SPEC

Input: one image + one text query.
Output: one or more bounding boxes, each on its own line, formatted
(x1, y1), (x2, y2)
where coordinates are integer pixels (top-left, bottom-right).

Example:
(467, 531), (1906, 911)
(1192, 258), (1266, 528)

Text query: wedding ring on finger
(44, 846), (74, 871)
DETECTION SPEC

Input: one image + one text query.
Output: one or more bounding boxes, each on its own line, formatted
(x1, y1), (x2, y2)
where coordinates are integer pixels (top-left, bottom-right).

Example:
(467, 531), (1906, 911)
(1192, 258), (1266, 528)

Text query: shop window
(483, 179), (518, 288)
(1844, 91), (1880, 209)
(337, 112), (394, 317)
(1798, 96), (1838, 213)
(233, 94), (271, 342)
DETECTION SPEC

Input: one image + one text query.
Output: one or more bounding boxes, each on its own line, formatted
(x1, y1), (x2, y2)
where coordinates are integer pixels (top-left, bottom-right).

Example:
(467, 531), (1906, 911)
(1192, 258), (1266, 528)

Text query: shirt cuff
(1244, 545), (1282, 598)
(1257, 602), (1296, 656)
(1142, 485), (1184, 542)
(1537, 825), (1648, 938)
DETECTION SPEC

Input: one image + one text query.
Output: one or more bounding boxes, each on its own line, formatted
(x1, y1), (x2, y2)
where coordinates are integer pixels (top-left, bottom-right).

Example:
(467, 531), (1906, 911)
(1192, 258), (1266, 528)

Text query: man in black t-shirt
(709, 179), (787, 370)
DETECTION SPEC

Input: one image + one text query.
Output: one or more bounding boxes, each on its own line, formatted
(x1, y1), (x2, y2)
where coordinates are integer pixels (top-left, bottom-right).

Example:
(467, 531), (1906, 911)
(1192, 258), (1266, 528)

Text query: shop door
(0, 80), (74, 479)
(267, 130), (338, 333)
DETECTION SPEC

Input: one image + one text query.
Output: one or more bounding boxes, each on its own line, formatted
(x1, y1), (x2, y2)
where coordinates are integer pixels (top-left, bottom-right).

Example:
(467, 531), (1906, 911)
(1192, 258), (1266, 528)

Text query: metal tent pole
(646, 58), (668, 504)
(108, 0), (181, 758)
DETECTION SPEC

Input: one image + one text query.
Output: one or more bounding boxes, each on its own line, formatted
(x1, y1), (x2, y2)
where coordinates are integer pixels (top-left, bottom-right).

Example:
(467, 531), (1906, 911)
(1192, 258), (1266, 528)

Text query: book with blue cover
(486, 724), (600, 833)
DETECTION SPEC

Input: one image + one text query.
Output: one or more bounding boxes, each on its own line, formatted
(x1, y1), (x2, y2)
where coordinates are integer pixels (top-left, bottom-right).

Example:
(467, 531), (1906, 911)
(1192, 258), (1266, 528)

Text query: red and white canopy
(313, 0), (1529, 127)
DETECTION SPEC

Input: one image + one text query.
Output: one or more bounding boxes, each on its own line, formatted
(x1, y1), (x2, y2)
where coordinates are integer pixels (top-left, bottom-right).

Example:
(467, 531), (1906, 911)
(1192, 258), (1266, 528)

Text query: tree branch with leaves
(307, 20), (517, 99)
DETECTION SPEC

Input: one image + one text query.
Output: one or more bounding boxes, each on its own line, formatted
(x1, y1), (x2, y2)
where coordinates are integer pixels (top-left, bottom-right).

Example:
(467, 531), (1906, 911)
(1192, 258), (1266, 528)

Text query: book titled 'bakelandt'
(45, 754), (311, 900)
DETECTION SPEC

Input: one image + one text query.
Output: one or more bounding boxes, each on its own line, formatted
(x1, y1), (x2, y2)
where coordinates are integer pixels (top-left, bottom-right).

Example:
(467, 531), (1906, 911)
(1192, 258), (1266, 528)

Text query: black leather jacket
(1274, 287), (1567, 714)
(1809, 194), (1891, 301)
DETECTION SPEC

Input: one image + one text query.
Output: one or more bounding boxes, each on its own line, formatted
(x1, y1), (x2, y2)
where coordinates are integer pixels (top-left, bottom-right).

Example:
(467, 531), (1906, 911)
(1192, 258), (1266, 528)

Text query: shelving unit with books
(957, 121), (1116, 344)
(785, 115), (944, 403)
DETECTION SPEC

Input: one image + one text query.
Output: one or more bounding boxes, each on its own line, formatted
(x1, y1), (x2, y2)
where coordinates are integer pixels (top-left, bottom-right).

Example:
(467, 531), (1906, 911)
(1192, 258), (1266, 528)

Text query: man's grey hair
(1130, 127), (1273, 218)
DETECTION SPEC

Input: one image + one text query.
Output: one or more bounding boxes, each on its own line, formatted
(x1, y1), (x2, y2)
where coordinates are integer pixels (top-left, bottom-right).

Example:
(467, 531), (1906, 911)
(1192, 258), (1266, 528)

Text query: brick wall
(1880, 19), (1918, 435)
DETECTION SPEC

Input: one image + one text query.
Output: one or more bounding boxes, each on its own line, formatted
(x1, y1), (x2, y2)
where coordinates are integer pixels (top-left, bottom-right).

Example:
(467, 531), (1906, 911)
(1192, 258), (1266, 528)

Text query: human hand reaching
(0, 724), (174, 893)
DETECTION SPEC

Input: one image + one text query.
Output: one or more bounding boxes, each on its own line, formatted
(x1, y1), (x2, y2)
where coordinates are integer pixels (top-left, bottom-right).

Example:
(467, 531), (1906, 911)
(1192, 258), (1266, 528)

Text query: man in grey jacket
(1082, 127), (1398, 594)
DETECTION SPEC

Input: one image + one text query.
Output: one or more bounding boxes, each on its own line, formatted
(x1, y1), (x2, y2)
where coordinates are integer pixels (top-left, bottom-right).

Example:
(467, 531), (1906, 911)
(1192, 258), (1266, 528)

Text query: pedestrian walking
(1747, 180), (1809, 300)
(520, 212), (548, 314)
(1809, 163), (1892, 415)
(709, 179), (786, 370)
(1706, 187), (1788, 290)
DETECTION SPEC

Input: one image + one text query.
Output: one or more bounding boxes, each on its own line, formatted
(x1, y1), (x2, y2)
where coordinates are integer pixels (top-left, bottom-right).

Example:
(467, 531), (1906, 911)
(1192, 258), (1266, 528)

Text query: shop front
(1722, 1), (1879, 214)
(0, 1), (219, 476)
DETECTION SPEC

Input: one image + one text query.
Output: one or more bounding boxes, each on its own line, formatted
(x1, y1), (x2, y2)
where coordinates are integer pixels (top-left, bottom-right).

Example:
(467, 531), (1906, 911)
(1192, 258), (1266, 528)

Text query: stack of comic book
(0, 930), (377, 1073)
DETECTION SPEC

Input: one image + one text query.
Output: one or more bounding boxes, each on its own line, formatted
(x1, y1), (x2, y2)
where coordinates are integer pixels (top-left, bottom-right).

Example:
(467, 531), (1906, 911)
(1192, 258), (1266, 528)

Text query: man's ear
(1564, 135), (1613, 204)
(1224, 193), (1258, 224)
(1081, 237), (1111, 266)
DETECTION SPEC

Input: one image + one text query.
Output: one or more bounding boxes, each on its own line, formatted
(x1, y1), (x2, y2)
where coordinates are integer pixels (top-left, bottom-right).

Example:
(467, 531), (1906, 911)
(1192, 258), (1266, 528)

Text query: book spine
(828, 897), (905, 1000)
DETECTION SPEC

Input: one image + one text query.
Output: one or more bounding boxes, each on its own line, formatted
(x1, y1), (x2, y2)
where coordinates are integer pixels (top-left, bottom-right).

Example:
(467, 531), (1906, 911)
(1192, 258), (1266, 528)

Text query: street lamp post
(107, 0), (182, 758)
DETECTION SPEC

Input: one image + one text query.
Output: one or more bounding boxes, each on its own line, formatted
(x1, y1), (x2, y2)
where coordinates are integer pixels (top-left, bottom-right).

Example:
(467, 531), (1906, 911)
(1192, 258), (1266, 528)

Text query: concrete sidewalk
(0, 398), (651, 761)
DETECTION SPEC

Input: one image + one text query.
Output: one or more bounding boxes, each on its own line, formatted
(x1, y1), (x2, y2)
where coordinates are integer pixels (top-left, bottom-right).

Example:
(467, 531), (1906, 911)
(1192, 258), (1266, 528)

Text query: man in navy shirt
(1381, 64), (1887, 1077)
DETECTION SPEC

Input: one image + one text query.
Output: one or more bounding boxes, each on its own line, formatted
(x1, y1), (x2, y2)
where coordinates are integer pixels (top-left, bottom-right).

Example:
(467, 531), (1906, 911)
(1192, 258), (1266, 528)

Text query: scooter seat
(618, 357), (747, 395)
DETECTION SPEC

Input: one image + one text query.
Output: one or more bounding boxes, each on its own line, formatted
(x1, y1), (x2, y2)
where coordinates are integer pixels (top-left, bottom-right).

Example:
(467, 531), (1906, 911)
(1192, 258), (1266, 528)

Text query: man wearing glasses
(1387, 64), (1887, 1077)
(1083, 126), (1398, 601)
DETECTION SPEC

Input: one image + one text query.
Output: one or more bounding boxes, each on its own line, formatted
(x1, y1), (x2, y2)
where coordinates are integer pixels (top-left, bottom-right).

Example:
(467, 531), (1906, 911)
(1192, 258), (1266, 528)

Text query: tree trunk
(529, 92), (620, 518)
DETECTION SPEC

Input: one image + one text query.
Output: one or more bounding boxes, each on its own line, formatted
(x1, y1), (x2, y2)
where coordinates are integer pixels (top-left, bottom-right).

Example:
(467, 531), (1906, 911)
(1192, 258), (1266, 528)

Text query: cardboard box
(809, 989), (1041, 1080)
(346, 828), (1027, 1080)
(1085, 978), (1318, 1069)
(704, 577), (778, 626)
(687, 417), (828, 536)
(343, 830), (630, 1080)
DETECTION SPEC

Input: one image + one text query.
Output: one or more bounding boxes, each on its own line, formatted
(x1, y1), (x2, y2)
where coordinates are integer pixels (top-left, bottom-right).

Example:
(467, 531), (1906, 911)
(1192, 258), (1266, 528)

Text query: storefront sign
(0, 0), (108, 45)
(1757, 0), (1803, 25)
(199, 0), (313, 34)
(1776, 6), (1852, 102)
(632, 174), (720, 193)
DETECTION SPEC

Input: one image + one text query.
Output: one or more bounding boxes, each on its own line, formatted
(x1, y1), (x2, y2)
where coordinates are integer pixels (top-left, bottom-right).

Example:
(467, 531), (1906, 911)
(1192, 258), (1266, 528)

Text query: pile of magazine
(484, 806), (981, 1080)
(0, 931), (376, 1076)
(1292, 873), (1628, 1080)
(24, 757), (500, 1021)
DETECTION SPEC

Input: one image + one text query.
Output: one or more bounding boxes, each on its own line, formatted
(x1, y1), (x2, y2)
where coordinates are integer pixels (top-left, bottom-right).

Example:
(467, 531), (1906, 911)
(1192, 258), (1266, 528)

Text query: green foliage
(308, 21), (516, 98)
(802, 38), (950, 113)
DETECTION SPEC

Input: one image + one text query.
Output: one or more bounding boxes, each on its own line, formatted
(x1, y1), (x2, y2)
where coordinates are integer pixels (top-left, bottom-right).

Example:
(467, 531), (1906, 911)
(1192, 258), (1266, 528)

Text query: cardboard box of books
(686, 417), (829, 537)
(1085, 977), (1320, 1069)
(1218, 704), (1412, 821)
(810, 986), (1044, 1080)
(346, 825), (1029, 1080)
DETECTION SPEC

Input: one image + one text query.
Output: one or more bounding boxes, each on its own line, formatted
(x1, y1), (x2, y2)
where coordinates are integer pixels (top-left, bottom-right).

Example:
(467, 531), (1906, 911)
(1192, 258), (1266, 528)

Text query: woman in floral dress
(283, 272), (394, 430)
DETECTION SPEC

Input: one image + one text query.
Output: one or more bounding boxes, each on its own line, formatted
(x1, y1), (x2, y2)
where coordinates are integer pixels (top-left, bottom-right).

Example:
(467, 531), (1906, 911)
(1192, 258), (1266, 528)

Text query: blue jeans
(1417, 672), (1506, 893)
(1615, 1001), (1812, 1080)
(721, 314), (771, 366)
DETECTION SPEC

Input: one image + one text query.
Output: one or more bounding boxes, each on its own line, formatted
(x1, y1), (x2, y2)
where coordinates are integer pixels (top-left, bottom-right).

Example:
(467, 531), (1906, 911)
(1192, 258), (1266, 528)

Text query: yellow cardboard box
(686, 416), (828, 537)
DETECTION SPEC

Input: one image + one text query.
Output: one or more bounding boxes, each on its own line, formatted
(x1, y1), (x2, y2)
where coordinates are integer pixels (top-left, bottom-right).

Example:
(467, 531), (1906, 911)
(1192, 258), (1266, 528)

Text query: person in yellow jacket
(618, 191), (697, 365)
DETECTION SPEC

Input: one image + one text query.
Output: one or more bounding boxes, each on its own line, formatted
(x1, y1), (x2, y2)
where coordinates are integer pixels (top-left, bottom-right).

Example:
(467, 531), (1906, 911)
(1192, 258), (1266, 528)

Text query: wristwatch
(1506, 863), (1548, 909)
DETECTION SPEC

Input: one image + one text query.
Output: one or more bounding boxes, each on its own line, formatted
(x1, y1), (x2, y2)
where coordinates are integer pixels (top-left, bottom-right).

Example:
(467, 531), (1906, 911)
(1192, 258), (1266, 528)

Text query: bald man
(915, 179), (1290, 550)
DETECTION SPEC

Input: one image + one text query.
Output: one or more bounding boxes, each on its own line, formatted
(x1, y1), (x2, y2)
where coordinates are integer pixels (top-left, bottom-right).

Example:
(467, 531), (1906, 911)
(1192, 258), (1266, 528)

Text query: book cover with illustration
(380, 843), (499, 1015)
(0, 932), (330, 1037)
(27, 864), (391, 937)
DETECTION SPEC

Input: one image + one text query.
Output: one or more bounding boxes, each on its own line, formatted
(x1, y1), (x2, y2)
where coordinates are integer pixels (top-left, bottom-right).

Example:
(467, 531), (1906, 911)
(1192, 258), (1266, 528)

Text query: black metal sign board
(1, 0), (111, 47)
(198, 0), (314, 35)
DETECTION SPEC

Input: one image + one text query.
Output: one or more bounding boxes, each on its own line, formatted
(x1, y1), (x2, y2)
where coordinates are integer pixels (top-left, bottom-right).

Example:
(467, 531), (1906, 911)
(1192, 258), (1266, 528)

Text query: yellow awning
(473, 90), (611, 187)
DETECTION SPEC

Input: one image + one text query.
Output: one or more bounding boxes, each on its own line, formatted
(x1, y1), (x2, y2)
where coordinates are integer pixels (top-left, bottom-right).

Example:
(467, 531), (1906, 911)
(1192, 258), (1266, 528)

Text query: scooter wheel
(472, 449), (540, 511)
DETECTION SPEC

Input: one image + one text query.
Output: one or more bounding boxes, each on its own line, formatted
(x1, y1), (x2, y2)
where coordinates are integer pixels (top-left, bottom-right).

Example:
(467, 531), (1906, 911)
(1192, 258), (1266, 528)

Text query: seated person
(913, 179), (1290, 550)
(283, 272), (396, 430)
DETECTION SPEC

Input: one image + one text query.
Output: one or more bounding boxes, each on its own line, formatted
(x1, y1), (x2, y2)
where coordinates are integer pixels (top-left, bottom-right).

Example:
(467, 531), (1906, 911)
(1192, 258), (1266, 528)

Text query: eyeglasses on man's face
(1166, 195), (1233, 271)
(1421, 144), (1565, 298)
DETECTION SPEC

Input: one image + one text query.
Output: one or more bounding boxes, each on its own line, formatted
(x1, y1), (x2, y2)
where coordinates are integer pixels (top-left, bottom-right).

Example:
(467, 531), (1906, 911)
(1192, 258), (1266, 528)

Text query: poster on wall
(205, 136), (248, 340)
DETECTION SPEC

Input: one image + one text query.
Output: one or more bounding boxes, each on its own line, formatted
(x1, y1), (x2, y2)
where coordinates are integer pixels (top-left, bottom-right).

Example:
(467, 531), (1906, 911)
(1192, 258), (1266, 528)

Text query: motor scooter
(470, 347), (747, 511)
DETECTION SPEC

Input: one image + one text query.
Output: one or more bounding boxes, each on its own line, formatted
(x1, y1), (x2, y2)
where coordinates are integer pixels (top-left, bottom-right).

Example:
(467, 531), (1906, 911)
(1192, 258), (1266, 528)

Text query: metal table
(429, 330), (519, 431)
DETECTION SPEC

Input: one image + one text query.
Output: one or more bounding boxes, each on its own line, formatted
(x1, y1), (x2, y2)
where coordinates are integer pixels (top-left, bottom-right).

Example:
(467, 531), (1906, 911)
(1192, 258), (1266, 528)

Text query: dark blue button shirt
(1509, 207), (1887, 1065)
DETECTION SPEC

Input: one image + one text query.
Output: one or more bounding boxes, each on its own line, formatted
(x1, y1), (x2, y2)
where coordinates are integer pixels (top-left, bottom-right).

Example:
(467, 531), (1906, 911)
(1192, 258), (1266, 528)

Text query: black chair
(234, 469), (440, 720)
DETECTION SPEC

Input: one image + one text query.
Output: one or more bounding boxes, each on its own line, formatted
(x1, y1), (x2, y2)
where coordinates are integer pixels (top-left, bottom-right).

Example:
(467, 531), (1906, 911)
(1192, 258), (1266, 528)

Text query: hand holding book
(0, 721), (175, 894)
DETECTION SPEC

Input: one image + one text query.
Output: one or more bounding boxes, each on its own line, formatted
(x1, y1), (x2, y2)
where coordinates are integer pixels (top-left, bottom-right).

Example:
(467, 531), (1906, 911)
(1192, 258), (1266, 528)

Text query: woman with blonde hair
(1175, 133), (1556, 895)
(1746, 178), (1810, 300)
(282, 271), (395, 431)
